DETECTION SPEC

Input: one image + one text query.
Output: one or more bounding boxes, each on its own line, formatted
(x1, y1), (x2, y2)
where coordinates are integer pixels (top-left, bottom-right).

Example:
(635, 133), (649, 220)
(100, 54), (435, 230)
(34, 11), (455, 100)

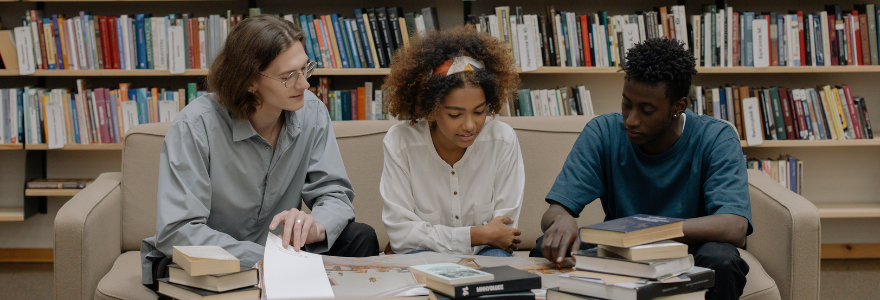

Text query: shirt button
(455, 215), (459, 220)
(425, 223), (430, 227)
(265, 146), (270, 151)
(453, 191), (458, 195)
(482, 221), (488, 225)
(451, 171), (456, 175)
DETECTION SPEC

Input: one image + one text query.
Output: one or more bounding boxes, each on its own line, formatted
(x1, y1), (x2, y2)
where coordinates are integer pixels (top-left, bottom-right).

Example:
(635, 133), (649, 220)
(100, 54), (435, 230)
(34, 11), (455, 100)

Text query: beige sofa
(54, 116), (819, 300)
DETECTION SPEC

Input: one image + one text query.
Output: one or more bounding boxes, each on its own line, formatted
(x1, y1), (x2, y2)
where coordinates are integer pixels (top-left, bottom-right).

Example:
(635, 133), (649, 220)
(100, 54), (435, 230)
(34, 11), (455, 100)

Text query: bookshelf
(24, 189), (82, 197)
(0, 144), (23, 150)
(815, 203), (880, 218)
(23, 143), (124, 150)
(740, 139), (880, 147)
(0, 208), (24, 222)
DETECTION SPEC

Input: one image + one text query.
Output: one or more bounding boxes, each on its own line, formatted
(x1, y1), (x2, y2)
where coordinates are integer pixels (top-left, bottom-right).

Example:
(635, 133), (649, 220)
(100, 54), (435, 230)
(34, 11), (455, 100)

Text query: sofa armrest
(745, 170), (820, 300)
(54, 172), (123, 300)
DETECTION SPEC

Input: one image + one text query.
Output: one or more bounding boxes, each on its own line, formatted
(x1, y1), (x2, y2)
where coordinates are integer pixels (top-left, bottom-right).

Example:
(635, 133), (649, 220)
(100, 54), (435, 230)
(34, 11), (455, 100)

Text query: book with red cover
(350, 89), (358, 121)
(580, 15), (592, 67)
(732, 12), (740, 66)
(187, 18), (195, 69)
(828, 15), (839, 65)
(842, 86), (864, 139)
(796, 11), (806, 66)
(767, 15), (778, 66)
(93, 88), (112, 143)
(109, 17), (120, 69)
(859, 13), (870, 65)
(793, 92), (808, 139)
(190, 18), (199, 69)
(34, 13), (49, 70)
(731, 85), (743, 139)
(778, 87), (796, 140)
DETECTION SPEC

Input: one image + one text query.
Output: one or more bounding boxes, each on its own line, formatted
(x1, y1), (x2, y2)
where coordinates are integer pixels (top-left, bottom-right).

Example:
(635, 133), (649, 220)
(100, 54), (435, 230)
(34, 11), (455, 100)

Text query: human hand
(475, 216), (522, 253)
(540, 214), (581, 268)
(269, 208), (326, 251)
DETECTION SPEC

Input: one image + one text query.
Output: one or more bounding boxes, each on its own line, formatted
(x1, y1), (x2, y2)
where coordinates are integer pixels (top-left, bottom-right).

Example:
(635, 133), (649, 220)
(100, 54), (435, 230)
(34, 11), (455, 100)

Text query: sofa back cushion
(121, 122), (171, 251)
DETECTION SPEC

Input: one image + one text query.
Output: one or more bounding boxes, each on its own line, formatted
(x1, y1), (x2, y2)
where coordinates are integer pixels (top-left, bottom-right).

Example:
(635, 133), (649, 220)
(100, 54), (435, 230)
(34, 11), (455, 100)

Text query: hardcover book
(579, 214), (684, 248)
(410, 263), (493, 285)
(426, 266), (541, 299)
(574, 248), (694, 279)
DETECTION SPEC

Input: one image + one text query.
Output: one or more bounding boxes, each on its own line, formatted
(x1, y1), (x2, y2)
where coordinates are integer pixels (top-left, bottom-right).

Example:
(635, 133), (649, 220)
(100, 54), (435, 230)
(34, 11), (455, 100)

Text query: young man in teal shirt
(531, 38), (752, 300)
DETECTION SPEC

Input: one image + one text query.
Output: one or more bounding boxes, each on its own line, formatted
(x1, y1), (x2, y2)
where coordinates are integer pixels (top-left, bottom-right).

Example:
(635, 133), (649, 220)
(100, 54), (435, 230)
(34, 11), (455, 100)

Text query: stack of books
(157, 246), (259, 300)
(548, 214), (714, 300)
(410, 263), (542, 300)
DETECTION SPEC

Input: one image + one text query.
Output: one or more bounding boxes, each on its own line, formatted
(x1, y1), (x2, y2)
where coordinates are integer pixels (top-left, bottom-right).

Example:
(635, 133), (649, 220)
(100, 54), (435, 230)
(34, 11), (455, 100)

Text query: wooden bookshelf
(815, 203), (880, 219)
(0, 248), (53, 263)
(0, 207), (24, 222)
(740, 139), (880, 148)
(24, 143), (124, 150)
(0, 144), (23, 150)
(821, 244), (880, 259)
(25, 189), (82, 197)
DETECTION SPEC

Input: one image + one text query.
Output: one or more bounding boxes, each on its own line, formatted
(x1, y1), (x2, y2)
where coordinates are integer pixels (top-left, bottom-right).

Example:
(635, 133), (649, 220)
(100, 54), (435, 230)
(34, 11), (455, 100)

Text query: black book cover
(366, 8), (388, 68)
(388, 7), (405, 51)
(430, 290), (535, 300)
(376, 7), (395, 64)
(634, 267), (714, 300)
(539, 15), (552, 66)
(433, 266), (541, 299)
(859, 97), (874, 139)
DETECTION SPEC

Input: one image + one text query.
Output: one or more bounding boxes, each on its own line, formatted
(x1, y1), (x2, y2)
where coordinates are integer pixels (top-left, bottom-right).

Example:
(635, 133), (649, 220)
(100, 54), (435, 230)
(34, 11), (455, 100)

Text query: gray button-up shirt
(141, 91), (355, 284)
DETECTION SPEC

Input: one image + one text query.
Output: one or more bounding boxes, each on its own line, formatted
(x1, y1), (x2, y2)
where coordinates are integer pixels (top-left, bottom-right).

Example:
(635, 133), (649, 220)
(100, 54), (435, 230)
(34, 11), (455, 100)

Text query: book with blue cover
(579, 214), (684, 248)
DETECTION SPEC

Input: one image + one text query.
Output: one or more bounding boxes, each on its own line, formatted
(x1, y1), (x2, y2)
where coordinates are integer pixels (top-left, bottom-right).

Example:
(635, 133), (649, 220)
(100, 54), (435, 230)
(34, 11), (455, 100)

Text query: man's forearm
(675, 214), (748, 248)
(541, 203), (576, 232)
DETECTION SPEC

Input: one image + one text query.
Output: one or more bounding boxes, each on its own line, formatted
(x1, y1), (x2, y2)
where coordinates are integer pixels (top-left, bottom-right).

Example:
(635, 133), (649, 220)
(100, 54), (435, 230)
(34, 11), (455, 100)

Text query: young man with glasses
(141, 15), (379, 290)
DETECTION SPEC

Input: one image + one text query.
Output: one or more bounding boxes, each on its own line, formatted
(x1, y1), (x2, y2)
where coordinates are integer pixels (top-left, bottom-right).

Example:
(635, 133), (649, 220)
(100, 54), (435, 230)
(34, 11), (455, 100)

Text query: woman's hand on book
(472, 216), (522, 253)
(269, 208), (327, 251)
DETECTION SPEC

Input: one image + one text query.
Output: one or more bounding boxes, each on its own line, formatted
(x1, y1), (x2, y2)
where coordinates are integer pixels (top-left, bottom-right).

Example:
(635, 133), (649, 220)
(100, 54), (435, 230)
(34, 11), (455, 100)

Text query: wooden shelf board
(821, 244), (880, 259)
(312, 68), (390, 76)
(25, 189), (82, 197)
(0, 144), (23, 150)
(0, 207), (24, 222)
(740, 139), (880, 147)
(815, 203), (880, 218)
(0, 248), (53, 263)
(25, 143), (123, 150)
(23, 0), (231, 2)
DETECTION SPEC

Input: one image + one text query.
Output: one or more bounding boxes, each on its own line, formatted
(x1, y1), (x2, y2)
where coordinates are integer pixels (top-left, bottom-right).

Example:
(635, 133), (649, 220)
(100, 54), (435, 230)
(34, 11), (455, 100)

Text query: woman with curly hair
(380, 25), (525, 257)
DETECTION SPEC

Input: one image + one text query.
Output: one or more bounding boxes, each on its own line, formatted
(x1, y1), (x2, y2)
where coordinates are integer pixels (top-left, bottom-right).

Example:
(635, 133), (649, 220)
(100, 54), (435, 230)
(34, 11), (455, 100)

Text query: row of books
(0, 80), (203, 146)
(312, 78), (387, 121)
(747, 156), (804, 195)
(550, 215), (713, 300)
(690, 4), (880, 68)
(157, 246), (259, 300)
(691, 84), (874, 141)
(467, 4), (880, 69)
(505, 86), (594, 117)
(0, 7), (440, 74)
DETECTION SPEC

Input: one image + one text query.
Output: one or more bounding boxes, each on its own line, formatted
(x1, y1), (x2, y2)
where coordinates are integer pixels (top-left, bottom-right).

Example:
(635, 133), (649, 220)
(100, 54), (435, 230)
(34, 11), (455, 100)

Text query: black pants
(529, 236), (749, 300)
(149, 222), (379, 294)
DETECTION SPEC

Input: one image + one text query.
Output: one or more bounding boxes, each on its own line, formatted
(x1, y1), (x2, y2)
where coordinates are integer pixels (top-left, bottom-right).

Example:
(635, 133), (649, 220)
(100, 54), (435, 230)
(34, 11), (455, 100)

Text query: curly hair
(621, 38), (697, 103)
(382, 25), (519, 124)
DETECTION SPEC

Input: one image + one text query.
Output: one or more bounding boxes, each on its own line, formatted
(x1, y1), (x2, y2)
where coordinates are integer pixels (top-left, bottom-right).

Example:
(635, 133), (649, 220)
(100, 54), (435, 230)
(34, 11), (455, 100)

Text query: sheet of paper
(263, 233), (334, 300)
(45, 101), (65, 149)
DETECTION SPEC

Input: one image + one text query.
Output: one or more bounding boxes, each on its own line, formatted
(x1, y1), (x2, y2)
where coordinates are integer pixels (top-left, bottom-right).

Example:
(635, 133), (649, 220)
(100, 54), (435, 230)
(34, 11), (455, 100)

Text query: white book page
(263, 233), (334, 299)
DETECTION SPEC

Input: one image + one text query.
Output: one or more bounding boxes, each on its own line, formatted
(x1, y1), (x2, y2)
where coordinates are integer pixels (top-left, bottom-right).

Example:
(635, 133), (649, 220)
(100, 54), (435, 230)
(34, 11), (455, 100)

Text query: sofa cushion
(740, 248), (781, 300)
(95, 251), (158, 300)
(121, 123), (171, 251)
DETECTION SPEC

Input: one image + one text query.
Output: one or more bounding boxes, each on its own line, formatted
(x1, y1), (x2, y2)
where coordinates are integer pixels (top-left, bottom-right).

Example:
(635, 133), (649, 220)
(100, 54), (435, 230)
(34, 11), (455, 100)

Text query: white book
(168, 25), (185, 74)
(695, 86), (704, 115)
(46, 99), (66, 149)
(704, 13), (712, 67)
(529, 90), (541, 116)
(488, 15), (500, 40)
(518, 20), (537, 72)
(850, 16), (859, 66)
(578, 86), (593, 116)
(742, 97), (764, 146)
(0, 89), (6, 143)
(410, 263), (493, 286)
(364, 82), (373, 120)
(692, 15), (701, 67)
(86, 16), (99, 70)
(820, 12), (831, 66)
(711, 88), (721, 119)
(529, 15), (543, 67)
(14, 27), (36, 75)
(716, 12), (724, 67)
(637, 15), (647, 43)
(373, 90), (383, 120)
(64, 19), (79, 70)
(155, 17), (168, 70)
(680, 6), (690, 49)
(727, 7), (733, 67)
(27, 89), (42, 144)
(568, 12), (579, 67)
(554, 14), (566, 67)
(74, 94), (89, 144)
(753, 19), (770, 67)
(88, 91), (101, 143)
(29, 17), (42, 69)
(725, 86), (734, 122)
(593, 24), (604, 67)
(622, 23), (640, 61)
(158, 100), (179, 123)
(538, 89), (549, 117)
(788, 15), (800, 66)
(198, 17), (207, 69)
(510, 16), (520, 68)
(8, 89), (18, 143)
(73, 17), (88, 69)
(672, 6), (685, 48)
(128, 19), (138, 70)
(414, 15), (425, 35)
(778, 158), (787, 188)
(121, 100), (138, 136)
(547, 89), (560, 116)
(612, 16), (623, 66)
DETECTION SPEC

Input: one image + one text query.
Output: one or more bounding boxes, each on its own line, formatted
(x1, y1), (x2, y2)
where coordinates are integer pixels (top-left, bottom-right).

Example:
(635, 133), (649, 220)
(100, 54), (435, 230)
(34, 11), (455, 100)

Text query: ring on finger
(296, 219), (302, 224)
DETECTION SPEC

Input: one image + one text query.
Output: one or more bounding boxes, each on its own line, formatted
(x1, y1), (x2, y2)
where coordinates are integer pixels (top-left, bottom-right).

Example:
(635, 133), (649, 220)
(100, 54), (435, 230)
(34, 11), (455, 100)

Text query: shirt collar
(231, 109), (301, 142)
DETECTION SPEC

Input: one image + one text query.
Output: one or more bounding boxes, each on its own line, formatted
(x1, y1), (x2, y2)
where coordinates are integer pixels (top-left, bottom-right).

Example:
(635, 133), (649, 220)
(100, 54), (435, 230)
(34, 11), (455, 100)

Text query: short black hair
(621, 38), (697, 103)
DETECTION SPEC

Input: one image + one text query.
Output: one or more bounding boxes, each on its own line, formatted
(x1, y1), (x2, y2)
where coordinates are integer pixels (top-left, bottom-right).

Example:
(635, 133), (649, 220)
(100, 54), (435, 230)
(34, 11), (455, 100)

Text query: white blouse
(381, 119), (525, 255)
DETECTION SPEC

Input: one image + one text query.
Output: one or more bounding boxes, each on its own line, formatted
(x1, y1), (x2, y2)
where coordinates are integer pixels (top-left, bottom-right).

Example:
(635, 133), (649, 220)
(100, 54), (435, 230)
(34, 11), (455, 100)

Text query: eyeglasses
(260, 61), (317, 89)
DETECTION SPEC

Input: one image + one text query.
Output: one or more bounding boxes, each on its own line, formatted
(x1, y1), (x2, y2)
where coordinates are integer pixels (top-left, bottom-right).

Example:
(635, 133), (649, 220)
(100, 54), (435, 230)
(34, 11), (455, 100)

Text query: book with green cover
(768, 87), (786, 140)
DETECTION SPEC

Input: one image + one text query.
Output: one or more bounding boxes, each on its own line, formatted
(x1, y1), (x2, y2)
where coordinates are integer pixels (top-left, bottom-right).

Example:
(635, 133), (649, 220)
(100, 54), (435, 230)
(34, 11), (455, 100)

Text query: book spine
(377, 8), (395, 67)
(859, 96), (874, 139)
(367, 9), (387, 68)
(27, 182), (88, 189)
(330, 14), (350, 68)
(634, 270), (715, 300)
